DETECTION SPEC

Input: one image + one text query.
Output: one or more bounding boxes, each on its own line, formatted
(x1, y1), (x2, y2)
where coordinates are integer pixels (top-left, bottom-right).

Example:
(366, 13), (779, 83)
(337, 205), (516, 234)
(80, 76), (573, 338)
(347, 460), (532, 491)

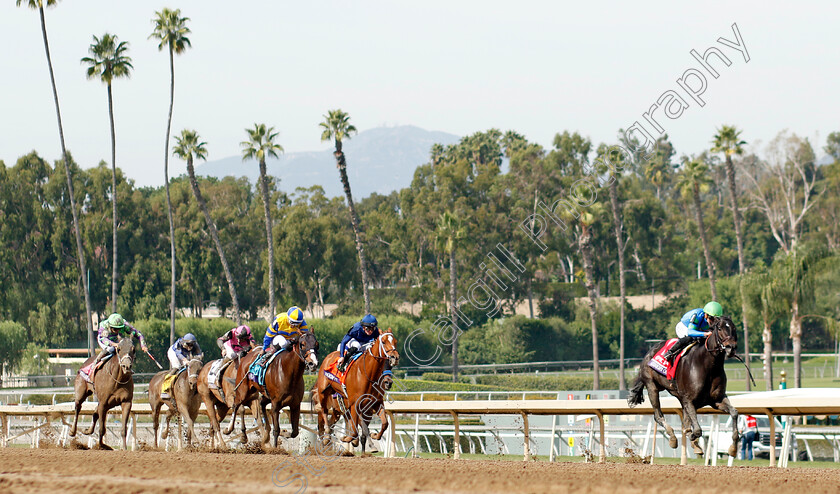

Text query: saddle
(78, 352), (115, 384)
(207, 359), (232, 390)
(161, 367), (186, 398)
(248, 349), (283, 386)
(648, 338), (697, 380)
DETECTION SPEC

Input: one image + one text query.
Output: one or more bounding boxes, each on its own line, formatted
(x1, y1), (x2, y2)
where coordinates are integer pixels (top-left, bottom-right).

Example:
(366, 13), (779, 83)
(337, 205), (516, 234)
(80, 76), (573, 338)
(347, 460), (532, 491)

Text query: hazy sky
(2, 1), (837, 187)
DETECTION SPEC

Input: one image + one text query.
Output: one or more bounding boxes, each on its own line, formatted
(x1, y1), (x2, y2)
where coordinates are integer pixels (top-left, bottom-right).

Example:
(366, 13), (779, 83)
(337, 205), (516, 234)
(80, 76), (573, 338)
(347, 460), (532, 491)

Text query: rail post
(521, 412), (530, 461)
(766, 408), (776, 467)
(450, 411), (460, 459)
(595, 411), (605, 463)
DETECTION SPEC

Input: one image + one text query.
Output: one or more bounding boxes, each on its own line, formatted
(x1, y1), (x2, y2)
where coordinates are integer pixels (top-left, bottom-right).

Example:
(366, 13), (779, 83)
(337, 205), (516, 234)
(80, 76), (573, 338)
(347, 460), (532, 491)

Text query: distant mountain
(196, 125), (460, 199)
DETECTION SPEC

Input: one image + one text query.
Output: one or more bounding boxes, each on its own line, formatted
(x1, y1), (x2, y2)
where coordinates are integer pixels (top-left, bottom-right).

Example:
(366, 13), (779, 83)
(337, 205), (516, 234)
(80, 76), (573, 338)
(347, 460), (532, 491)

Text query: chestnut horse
(197, 349), (264, 447)
(70, 337), (135, 449)
(148, 357), (203, 448)
(313, 329), (399, 453)
(248, 332), (319, 448)
(628, 315), (740, 461)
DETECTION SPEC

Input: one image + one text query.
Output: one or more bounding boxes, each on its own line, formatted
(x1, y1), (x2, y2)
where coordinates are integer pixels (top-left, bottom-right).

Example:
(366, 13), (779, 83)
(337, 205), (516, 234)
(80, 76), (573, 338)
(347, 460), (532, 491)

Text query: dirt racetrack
(2, 448), (840, 494)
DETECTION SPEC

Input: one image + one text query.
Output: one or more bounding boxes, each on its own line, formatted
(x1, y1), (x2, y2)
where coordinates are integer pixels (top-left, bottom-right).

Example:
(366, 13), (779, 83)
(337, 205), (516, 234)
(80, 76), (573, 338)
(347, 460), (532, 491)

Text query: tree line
(7, 2), (840, 390)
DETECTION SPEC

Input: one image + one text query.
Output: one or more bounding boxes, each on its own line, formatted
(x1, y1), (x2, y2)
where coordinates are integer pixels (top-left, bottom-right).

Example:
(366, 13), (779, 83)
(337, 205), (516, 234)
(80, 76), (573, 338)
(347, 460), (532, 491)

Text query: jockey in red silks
(217, 325), (256, 365)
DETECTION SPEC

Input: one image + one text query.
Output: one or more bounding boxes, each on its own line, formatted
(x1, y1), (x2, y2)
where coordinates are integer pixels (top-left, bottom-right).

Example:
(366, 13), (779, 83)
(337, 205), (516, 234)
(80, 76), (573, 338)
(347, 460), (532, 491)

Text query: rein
(105, 352), (133, 385)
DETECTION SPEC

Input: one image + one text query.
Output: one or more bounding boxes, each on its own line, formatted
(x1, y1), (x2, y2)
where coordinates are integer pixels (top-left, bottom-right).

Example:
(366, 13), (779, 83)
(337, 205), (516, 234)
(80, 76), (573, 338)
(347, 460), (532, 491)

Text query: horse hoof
(728, 444), (738, 457)
(341, 435), (355, 443)
(371, 433), (382, 440)
(668, 437), (678, 449)
(98, 444), (113, 451)
(352, 438), (360, 447)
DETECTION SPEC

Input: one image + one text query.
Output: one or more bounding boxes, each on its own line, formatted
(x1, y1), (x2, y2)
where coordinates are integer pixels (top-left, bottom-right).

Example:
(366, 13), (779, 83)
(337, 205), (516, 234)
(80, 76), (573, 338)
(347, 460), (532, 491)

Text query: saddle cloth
(323, 350), (365, 386)
(647, 338), (694, 380)
(162, 367), (186, 395)
(78, 352), (114, 383)
(248, 349), (283, 386)
(207, 359), (227, 389)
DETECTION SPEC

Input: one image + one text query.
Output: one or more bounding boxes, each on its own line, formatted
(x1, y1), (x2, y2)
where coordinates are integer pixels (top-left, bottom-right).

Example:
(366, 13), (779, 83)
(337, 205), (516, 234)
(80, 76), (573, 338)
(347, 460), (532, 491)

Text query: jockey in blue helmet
(663, 301), (723, 363)
(337, 314), (380, 372)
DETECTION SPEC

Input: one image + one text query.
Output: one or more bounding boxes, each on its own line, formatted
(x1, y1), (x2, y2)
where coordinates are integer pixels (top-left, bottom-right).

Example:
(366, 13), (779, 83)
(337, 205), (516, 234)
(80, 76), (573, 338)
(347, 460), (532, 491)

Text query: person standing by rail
(738, 413), (758, 460)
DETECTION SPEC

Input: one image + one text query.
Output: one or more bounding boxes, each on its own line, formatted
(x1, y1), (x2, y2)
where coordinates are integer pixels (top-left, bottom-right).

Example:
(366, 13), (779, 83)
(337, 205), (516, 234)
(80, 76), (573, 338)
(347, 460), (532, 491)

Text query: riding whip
(733, 354), (757, 387)
(144, 349), (163, 369)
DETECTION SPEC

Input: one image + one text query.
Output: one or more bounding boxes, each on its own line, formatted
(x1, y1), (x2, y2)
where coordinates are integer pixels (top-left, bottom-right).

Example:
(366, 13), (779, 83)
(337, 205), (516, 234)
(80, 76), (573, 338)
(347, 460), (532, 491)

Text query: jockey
(260, 306), (310, 361)
(93, 313), (148, 366)
(663, 301), (723, 363)
(166, 333), (203, 376)
(337, 314), (380, 372)
(217, 325), (256, 364)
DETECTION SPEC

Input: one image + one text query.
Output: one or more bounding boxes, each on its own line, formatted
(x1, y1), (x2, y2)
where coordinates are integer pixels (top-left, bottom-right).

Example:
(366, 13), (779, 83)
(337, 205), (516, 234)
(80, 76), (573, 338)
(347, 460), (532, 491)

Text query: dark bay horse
(313, 329), (399, 453)
(149, 357), (203, 448)
(248, 332), (319, 448)
(628, 315), (740, 461)
(70, 337), (135, 450)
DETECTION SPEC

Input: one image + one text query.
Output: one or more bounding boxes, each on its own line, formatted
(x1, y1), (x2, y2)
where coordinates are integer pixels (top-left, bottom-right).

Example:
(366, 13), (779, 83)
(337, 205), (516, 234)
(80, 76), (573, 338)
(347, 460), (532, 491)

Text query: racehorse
(313, 329), (399, 453)
(70, 337), (135, 449)
(247, 332), (319, 448)
(628, 315), (740, 461)
(196, 348), (264, 447)
(148, 357), (203, 448)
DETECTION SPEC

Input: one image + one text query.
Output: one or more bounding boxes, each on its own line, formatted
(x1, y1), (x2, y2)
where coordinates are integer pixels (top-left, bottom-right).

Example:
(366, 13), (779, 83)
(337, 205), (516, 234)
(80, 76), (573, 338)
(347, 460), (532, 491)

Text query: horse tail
(627, 372), (646, 408)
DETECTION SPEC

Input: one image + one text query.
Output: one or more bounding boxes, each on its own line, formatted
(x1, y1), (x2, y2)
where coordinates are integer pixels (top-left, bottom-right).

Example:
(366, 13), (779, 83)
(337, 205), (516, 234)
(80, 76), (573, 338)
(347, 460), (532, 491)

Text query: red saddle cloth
(647, 338), (685, 380)
(323, 356), (358, 386)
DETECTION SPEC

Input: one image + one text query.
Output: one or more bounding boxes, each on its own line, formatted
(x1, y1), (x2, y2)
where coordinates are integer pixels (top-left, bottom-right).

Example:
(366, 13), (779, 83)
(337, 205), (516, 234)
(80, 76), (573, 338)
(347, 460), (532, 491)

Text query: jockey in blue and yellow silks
(663, 301), (723, 362)
(260, 306), (310, 360)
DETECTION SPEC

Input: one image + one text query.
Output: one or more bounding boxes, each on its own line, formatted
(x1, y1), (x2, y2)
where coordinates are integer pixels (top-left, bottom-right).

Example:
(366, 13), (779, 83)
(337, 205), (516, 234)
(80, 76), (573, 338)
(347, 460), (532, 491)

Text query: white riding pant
(675, 322), (690, 338)
(272, 335), (292, 350)
(167, 347), (185, 369)
(337, 339), (365, 355)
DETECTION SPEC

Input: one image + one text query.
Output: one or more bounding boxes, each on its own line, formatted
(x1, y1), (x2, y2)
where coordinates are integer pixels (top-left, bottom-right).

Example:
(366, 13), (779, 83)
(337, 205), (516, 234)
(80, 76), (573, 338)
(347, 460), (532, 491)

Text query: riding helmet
(703, 301), (723, 317)
(361, 314), (378, 328)
(107, 313), (126, 329)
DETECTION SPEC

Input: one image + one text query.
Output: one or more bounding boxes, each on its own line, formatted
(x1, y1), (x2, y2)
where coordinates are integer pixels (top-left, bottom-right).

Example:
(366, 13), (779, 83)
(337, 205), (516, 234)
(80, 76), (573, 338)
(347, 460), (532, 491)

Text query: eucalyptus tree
(677, 156), (717, 300)
(320, 109), (370, 313)
(82, 33), (133, 312)
(173, 130), (241, 324)
(16, 0), (94, 353)
(435, 211), (465, 382)
(241, 123), (283, 322)
(743, 265), (785, 390)
(150, 8), (192, 345)
(712, 125), (751, 388)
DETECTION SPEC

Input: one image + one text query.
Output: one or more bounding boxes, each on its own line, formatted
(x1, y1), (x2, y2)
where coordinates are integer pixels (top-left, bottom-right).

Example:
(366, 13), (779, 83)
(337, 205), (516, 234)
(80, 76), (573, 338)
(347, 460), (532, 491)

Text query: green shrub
(474, 374), (618, 391)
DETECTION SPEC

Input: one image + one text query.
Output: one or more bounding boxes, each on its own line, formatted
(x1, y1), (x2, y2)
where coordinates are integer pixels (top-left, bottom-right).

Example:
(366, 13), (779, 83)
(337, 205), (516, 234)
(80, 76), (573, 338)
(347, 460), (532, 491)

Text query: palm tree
(578, 208), (604, 390)
(712, 125), (751, 388)
(743, 266), (784, 390)
(241, 123), (284, 322)
(173, 130), (241, 324)
(17, 0), (94, 354)
(435, 211), (465, 382)
(677, 156), (717, 300)
(320, 109), (371, 313)
(600, 146), (628, 390)
(81, 33), (133, 313)
(150, 8), (191, 346)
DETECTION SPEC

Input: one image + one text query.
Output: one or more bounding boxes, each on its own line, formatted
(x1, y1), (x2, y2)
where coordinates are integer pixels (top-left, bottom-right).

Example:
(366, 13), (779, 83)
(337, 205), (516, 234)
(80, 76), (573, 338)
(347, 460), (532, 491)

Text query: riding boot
(664, 336), (693, 363)
(339, 347), (358, 372)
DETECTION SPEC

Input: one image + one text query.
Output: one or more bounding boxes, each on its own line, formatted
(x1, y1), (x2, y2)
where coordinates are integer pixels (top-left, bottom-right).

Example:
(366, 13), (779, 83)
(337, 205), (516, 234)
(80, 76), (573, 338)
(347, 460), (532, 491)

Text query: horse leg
(715, 396), (740, 457)
(288, 403), (301, 439)
(97, 402), (111, 450)
(223, 403), (239, 435)
(204, 397), (227, 449)
(646, 384), (678, 448)
(182, 408), (196, 449)
(259, 399), (270, 446)
(120, 402), (131, 450)
(342, 403), (360, 446)
(271, 403), (282, 448)
(370, 406), (387, 441)
(681, 401), (704, 456)
(70, 379), (90, 437)
(239, 403), (249, 444)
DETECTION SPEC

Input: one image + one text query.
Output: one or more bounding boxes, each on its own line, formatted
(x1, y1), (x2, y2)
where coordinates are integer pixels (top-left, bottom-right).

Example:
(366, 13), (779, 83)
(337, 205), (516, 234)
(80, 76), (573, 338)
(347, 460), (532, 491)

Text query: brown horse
(70, 337), (135, 450)
(313, 329), (399, 453)
(247, 332), (319, 448)
(148, 357), (203, 448)
(196, 348), (266, 447)
(628, 315), (740, 461)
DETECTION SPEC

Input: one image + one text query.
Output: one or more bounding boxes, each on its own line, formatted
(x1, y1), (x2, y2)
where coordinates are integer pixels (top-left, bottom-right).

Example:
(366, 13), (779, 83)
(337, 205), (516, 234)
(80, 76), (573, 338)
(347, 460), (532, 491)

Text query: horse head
(712, 315), (739, 358)
(298, 331), (319, 372)
(116, 337), (135, 374)
(187, 357), (203, 389)
(377, 329), (400, 367)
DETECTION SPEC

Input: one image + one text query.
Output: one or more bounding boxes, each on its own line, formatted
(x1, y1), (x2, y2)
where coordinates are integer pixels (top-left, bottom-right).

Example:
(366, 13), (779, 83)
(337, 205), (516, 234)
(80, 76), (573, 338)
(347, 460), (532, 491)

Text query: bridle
(106, 348), (134, 384)
(368, 333), (398, 361)
(291, 334), (318, 370)
(704, 317), (735, 355)
(187, 357), (202, 381)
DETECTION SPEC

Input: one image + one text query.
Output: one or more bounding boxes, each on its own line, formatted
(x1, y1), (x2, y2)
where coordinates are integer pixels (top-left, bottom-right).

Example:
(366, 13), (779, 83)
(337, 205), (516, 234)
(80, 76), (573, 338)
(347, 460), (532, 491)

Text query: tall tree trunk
(790, 299), (801, 388)
(608, 180), (627, 390)
(164, 44), (177, 347)
(725, 155), (751, 390)
(526, 276), (534, 318)
(450, 247), (459, 382)
(693, 184), (717, 300)
(108, 83), (118, 313)
(258, 159), (275, 322)
(762, 310), (774, 391)
(580, 227), (600, 390)
(186, 161), (241, 325)
(333, 141), (371, 313)
(38, 6), (94, 354)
